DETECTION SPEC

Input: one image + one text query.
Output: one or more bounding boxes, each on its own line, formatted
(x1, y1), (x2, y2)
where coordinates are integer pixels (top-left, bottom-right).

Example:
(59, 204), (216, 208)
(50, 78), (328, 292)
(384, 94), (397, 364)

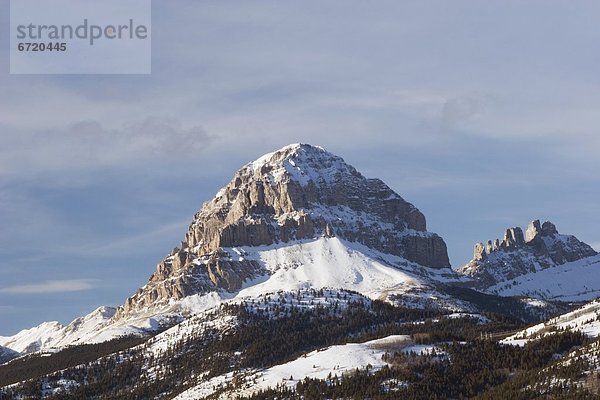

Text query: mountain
(2, 144), (599, 399)
(0, 346), (19, 365)
(4, 146), (587, 357)
(116, 143), (453, 319)
(3, 144), (464, 355)
(0, 307), (118, 354)
(458, 219), (597, 289)
(503, 298), (600, 346)
(485, 253), (600, 301)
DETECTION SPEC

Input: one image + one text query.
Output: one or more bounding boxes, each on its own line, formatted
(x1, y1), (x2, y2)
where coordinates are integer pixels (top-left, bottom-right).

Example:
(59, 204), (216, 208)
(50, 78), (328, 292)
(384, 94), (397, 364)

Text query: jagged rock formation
(117, 144), (450, 318)
(458, 219), (598, 288)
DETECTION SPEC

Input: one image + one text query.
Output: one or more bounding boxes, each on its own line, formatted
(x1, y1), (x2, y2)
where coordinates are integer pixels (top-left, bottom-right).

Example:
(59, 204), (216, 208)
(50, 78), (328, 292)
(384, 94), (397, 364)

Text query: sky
(1, 0), (599, 334)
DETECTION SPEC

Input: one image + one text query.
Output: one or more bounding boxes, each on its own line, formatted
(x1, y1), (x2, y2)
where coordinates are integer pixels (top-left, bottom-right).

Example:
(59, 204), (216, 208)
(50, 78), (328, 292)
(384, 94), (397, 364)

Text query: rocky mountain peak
(525, 219), (558, 242)
(459, 219), (597, 288)
(243, 143), (363, 188)
(116, 144), (450, 318)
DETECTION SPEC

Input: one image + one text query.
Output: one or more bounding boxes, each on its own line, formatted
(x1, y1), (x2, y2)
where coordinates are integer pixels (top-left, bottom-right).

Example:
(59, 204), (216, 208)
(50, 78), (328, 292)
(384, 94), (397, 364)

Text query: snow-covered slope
(174, 335), (415, 400)
(502, 298), (600, 346)
(0, 307), (118, 353)
(488, 253), (600, 301)
(0, 321), (64, 354)
(0, 345), (19, 364)
(231, 237), (464, 306)
(143, 236), (468, 345)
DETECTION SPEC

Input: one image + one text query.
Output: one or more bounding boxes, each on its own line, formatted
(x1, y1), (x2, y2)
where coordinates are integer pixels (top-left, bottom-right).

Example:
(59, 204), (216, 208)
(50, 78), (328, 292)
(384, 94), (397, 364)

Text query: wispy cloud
(0, 117), (214, 179)
(441, 94), (485, 128)
(54, 220), (189, 258)
(0, 279), (96, 295)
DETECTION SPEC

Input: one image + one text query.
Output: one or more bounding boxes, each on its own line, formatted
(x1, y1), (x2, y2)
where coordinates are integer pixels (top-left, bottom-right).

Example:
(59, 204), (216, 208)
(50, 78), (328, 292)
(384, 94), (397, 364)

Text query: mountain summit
(117, 144), (450, 317)
(458, 219), (597, 288)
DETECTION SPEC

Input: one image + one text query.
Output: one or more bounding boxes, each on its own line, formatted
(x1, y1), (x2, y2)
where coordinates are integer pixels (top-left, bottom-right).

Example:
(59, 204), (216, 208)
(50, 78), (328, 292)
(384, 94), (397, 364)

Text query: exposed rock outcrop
(458, 219), (597, 288)
(116, 144), (451, 318)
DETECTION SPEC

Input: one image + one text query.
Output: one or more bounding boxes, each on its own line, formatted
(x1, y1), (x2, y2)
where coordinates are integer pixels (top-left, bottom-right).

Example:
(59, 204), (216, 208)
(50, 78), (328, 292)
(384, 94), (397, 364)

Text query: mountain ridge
(458, 219), (597, 288)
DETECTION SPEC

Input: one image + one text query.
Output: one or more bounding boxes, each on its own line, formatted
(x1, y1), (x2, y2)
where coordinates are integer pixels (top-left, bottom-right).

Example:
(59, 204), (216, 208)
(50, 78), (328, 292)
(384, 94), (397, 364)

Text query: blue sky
(1, 0), (599, 334)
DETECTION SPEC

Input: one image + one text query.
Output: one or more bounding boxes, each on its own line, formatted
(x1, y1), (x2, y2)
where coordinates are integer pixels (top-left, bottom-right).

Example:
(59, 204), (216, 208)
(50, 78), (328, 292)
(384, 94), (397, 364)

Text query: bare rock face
(459, 219), (597, 288)
(116, 144), (450, 318)
(525, 220), (542, 242)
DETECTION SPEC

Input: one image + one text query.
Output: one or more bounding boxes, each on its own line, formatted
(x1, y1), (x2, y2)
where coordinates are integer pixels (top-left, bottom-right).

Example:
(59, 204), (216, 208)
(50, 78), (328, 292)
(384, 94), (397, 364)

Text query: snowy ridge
(174, 335), (415, 399)
(136, 287), (384, 397)
(0, 321), (64, 354)
(0, 306), (144, 354)
(502, 299), (600, 346)
(488, 253), (600, 301)
(0, 295), (228, 355)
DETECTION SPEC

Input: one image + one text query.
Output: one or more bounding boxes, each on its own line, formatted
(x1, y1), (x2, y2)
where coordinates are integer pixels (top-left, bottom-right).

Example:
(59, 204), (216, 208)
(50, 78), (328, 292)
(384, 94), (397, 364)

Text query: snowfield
(174, 335), (414, 400)
(232, 237), (462, 301)
(487, 254), (600, 301)
(502, 299), (600, 346)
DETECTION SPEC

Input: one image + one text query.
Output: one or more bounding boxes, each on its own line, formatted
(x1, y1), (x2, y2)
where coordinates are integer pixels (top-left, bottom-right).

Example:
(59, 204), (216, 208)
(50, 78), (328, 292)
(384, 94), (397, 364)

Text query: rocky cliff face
(116, 144), (450, 318)
(458, 219), (597, 288)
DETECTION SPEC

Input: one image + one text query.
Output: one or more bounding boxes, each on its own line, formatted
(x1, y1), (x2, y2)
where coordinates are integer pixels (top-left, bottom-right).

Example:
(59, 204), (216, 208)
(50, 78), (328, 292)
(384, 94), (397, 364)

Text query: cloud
(0, 117), (214, 179)
(592, 242), (600, 252)
(54, 220), (189, 258)
(441, 95), (484, 128)
(0, 279), (96, 295)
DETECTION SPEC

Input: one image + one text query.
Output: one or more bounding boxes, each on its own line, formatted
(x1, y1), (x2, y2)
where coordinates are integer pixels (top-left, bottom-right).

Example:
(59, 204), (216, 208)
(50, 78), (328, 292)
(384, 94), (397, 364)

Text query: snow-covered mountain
(117, 143), (452, 320)
(0, 307), (119, 354)
(1, 145), (596, 359)
(487, 253), (600, 301)
(502, 298), (600, 346)
(0, 345), (19, 365)
(2, 144), (464, 355)
(3, 143), (600, 399)
(458, 219), (597, 289)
